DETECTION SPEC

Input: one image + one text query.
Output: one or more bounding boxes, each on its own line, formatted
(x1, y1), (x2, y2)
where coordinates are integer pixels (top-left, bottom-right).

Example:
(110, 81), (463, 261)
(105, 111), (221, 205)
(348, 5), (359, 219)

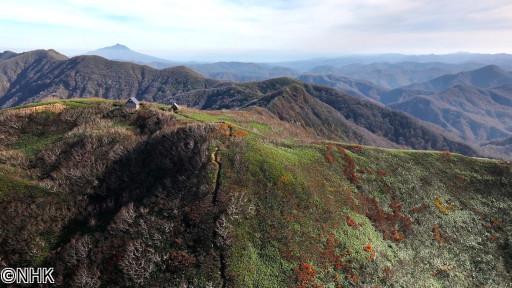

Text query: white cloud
(1, 0), (512, 60)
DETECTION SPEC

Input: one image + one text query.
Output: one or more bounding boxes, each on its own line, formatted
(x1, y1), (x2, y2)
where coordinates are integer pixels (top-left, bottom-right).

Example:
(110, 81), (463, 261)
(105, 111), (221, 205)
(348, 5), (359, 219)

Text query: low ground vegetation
(0, 99), (510, 287)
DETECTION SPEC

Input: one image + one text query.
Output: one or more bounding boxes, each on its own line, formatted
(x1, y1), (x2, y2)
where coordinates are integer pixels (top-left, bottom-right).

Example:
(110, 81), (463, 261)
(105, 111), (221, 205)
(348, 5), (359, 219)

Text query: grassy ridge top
(0, 99), (510, 287)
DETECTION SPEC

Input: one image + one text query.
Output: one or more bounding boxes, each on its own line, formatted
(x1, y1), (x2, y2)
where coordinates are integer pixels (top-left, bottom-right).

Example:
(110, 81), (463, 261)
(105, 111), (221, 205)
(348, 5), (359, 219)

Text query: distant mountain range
(86, 44), (178, 67)
(275, 53), (512, 71)
(381, 65), (512, 144)
(0, 49), (478, 157)
(188, 62), (297, 82)
(0, 50), (219, 108)
(305, 62), (486, 89)
(297, 74), (386, 101)
(4, 47), (512, 158)
(83, 44), (512, 89)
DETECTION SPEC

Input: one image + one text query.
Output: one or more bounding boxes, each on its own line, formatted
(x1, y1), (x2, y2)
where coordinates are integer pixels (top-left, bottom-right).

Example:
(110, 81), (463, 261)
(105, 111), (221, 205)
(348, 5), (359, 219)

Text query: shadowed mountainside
(0, 50), (479, 157)
(0, 50), (218, 107)
(172, 78), (478, 155)
(0, 100), (510, 287)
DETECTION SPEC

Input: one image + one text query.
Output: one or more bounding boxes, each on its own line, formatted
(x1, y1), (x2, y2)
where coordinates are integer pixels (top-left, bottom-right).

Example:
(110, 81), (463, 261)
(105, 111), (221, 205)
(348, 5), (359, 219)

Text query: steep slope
(171, 78), (478, 155)
(0, 100), (510, 287)
(300, 84), (477, 155)
(0, 49), (68, 104)
(0, 50), (482, 156)
(0, 50), (18, 61)
(250, 84), (397, 147)
(0, 51), (219, 107)
(481, 136), (512, 159)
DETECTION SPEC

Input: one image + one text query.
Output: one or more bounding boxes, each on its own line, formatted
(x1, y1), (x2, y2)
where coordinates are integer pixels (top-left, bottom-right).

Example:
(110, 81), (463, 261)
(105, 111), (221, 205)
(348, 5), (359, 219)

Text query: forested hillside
(0, 99), (510, 287)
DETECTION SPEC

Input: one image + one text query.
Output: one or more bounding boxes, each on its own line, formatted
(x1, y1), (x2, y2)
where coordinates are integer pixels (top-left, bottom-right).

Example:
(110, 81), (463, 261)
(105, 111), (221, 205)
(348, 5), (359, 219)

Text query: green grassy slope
(0, 99), (510, 287)
(221, 139), (511, 287)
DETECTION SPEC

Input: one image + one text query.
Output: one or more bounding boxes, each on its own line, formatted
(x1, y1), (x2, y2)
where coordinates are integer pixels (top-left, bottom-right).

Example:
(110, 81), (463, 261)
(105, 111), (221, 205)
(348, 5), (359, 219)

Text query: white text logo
(1, 268), (55, 284)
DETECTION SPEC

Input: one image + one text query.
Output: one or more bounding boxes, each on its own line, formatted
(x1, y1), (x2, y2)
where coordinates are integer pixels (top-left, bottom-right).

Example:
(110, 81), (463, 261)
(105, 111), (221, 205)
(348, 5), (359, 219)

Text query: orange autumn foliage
(232, 129), (249, 138)
(432, 224), (446, 245)
(322, 233), (346, 270)
(357, 195), (413, 242)
(391, 229), (405, 242)
(325, 144), (335, 164)
(345, 216), (360, 229)
(363, 243), (376, 261)
(218, 122), (231, 137)
(337, 147), (358, 184)
(295, 263), (317, 288)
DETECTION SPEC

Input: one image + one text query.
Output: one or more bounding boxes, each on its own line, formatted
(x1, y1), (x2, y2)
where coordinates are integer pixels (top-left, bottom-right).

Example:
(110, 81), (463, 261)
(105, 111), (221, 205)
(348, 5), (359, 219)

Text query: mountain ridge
(0, 99), (509, 287)
(0, 49), (491, 158)
(86, 43), (176, 65)
(383, 66), (512, 146)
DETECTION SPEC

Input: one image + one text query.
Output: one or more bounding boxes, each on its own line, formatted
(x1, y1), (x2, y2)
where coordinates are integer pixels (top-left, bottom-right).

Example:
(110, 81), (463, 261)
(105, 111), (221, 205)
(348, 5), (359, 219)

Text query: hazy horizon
(3, 44), (512, 64)
(2, 0), (512, 62)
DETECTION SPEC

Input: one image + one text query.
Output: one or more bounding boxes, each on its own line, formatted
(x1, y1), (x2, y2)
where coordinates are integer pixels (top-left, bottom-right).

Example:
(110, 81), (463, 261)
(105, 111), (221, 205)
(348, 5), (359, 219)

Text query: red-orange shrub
(337, 147), (358, 184)
(325, 144), (335, 164)
(357, 195), (413, 242)
(295, 262), (317, 288)
(218, 122), (231, 136)
(391, 229), (405, 242)
(432, 224), (445, 245)
(345, 216), (359, 229)
(322, 233), (346, 270)
(409, 203), (428, 214)
(232, 129), (249, 138)
(363, 243), (376, 260)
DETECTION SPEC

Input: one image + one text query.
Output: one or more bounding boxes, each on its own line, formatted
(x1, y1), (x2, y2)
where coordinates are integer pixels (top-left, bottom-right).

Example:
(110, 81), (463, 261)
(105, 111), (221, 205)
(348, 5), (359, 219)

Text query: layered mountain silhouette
(0, 50), (217, 107)
(298, 73), (386, 101)
(382, 65), (512, 145)
(0, 50), (17, 61)
(306, 62), (485, 89)
(276, 53), (512, 71)
(389, 65), (512, 94)
(189, 62), (297, 82)
(0, 49), (478, 156)
(86, 43), (177, 67)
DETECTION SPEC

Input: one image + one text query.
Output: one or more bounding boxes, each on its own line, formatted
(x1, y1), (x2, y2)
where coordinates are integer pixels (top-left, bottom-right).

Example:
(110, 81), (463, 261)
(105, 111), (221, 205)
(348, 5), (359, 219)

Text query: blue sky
(1, 0), (512, 61)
